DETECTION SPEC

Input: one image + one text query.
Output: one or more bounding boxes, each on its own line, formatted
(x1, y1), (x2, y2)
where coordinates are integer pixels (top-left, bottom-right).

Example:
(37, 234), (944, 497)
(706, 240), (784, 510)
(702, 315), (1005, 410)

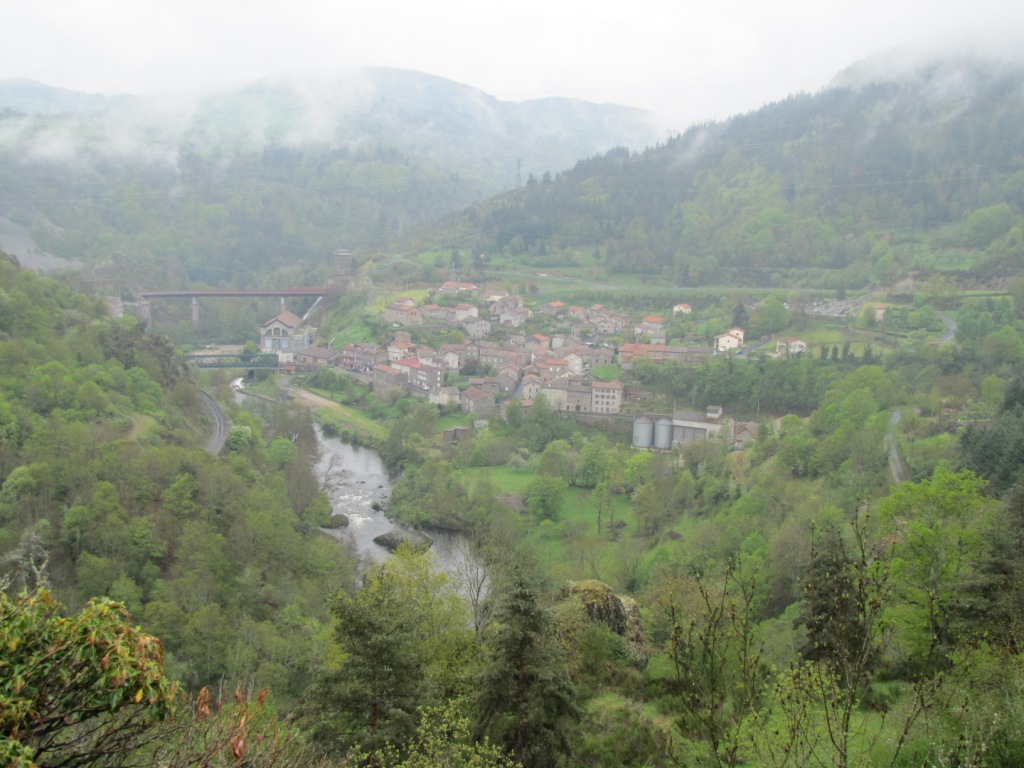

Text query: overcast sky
(3, 0), (1023, 133)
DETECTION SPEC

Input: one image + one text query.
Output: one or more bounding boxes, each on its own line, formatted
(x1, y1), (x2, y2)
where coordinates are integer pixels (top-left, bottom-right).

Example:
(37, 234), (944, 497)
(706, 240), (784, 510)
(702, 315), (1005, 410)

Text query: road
(886, 409), (910, 484)
(201, 390), (229, 455)
(936, 313), (958, 345)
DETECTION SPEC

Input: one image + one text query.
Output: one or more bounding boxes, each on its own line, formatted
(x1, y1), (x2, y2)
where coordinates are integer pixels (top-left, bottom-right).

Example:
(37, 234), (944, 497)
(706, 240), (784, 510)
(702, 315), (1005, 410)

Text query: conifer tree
(474, 570), (580, 768)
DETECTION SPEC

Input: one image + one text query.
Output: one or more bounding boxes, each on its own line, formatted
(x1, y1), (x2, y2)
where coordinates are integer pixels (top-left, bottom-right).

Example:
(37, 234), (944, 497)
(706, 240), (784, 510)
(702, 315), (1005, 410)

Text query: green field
(455, 465), (644, 584)
(305, 388), (389, 440)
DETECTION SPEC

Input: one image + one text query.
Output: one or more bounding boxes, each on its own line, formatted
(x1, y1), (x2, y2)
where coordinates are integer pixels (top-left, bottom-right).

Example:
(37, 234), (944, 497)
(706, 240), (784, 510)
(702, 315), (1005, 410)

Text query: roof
(642, 315), (664, 324)
(298, 346), (339, 359)
(262, 311), (302, 329)
(440, 281), (478, 290)
(593, 379), (623, 389)
(395, 357), (438, 370)
(620, 343), (668, 353)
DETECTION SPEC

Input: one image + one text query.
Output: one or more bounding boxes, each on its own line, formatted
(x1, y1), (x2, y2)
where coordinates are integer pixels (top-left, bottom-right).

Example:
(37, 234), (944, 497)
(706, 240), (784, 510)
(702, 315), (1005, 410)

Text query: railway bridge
(137, 248), (356, 328)
(137, 287), (335, 328)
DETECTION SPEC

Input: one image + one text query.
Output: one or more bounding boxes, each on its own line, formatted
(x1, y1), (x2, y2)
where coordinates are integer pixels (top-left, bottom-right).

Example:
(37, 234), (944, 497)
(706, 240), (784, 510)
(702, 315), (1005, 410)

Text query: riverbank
(288, 385), (389, 443)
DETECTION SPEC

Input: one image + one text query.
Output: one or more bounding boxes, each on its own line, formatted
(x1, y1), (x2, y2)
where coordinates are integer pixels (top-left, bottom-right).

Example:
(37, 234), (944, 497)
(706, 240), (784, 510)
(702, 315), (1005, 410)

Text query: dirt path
(288, 387), (343, 410)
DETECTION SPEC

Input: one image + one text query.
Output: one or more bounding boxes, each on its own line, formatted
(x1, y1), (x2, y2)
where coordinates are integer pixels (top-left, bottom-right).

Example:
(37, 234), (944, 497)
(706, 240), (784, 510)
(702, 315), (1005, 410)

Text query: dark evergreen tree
(302, 549), (474, 760)
(801, 521), (875, 668)
(303, 570), (424, 757)
(474, 570), (580, 768)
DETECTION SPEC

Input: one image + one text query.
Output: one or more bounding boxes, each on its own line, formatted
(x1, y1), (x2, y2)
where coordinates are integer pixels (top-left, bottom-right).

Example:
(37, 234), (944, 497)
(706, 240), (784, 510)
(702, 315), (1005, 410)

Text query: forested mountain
(0, 70), (660, 282)
(441, 54), (1024, 289)
(8, 53), (1024, 768)
(0, 253), (357, 707)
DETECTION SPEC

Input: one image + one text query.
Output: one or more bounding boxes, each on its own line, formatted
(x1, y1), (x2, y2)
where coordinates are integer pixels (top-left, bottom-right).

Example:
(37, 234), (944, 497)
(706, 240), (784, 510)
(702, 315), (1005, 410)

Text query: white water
(314, 430), (480, 581)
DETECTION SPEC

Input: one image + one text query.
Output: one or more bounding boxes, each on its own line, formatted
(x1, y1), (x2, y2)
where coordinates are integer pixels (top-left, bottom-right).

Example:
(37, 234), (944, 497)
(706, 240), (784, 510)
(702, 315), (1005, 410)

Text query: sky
(3, 0), (1024, 133)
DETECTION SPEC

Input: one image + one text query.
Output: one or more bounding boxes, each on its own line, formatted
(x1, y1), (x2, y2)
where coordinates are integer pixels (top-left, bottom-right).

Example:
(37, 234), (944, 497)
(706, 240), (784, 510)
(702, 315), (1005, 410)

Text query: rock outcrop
(372, 529), (433, 552)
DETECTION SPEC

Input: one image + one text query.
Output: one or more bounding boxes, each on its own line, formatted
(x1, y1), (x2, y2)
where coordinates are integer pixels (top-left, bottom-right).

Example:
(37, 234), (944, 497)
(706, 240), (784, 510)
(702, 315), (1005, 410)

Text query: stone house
(392, 358), (444, 392)
(499, 307), (532, 327)
(565, 376), (592, 412)
(388, 341), (417, 361)
(460, 387), (494, 416)
(383, 302), (424, 326)
(526, 334), (550, 354)
(540, 377), (569, 410)
(346, 343), (386, 371)
(462, 318), (491, 339)
(373, 363), (407, 395)
(591, 379), (624, 414)
(294, 346), (341, 368)
(453, 303), (479, 322)
(429, 386), (461, 407)
(714, 332), (743, 353)
(521, 374), (543, 400)
(422, 304), (453, 323)
(468, 376), (502, 395)
(260, 311), (316, 362)
(497, 363), (521, 394)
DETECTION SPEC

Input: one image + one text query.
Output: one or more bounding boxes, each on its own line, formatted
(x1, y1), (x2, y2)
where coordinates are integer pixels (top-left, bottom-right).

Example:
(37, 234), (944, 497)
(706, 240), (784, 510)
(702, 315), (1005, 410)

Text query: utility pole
(516, 158), (522, 188)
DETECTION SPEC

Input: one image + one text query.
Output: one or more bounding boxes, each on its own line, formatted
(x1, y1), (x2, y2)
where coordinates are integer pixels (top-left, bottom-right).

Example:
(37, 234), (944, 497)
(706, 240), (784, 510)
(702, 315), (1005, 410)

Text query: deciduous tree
(0, 589), (176, 767)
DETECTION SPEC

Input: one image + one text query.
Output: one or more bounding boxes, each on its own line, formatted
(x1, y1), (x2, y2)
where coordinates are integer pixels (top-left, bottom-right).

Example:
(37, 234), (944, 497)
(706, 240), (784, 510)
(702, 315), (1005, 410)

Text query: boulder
(372, 529), (433, 552)
(322, 513), (350, 529)
(565, 579), (649, 669)
(565, 579), (628, 634)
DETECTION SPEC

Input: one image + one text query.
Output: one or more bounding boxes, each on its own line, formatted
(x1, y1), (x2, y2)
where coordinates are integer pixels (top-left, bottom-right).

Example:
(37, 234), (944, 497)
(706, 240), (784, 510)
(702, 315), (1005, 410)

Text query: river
(233, 388), (480, 584)
(314, 429), (477, 581)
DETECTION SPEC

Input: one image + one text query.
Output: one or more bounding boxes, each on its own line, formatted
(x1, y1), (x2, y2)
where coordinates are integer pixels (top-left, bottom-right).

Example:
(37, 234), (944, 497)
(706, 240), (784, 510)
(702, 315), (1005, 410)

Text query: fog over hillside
(0, 68), (662, 180)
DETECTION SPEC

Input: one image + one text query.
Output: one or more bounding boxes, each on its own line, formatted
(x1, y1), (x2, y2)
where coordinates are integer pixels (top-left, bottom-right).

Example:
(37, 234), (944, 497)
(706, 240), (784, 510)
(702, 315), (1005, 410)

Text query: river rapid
(233, 387), (480, 583)
(314, 429), (476, 580)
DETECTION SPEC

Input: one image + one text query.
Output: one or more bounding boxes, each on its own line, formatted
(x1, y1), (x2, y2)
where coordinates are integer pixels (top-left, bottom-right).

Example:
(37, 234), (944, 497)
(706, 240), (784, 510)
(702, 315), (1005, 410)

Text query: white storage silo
(654, 417), (674, 450)
(632, 416), (654, 448)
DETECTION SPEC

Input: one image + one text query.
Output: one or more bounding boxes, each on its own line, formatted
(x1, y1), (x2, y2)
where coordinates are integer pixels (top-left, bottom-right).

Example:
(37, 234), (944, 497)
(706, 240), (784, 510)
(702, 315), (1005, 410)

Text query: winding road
(201, 391), (229, 455)
(936, 312), (958, 345)
(886, 409), (910, 484)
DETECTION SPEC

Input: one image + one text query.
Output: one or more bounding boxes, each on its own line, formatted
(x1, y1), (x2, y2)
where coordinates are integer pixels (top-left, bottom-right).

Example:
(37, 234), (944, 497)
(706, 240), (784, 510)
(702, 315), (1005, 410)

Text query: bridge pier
(192, 297), (199, 329)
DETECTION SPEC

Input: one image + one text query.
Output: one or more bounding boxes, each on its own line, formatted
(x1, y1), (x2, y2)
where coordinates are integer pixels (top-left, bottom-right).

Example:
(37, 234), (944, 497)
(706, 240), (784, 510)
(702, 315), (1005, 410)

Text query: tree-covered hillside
(8, 53), (1024, 768)
(0, 70), (660, 283)
(445, 55), (1024, 290)
(0, 253), (357, 706)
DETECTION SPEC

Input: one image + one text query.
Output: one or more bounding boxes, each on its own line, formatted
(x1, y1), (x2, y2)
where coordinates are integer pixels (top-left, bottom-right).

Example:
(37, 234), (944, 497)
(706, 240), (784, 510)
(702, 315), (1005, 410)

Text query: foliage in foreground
(0, 589), (175, 767)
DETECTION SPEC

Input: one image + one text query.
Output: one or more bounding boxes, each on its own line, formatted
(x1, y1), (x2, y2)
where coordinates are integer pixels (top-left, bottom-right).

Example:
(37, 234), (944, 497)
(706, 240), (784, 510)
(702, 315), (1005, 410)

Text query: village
(257, 279), (803, 440)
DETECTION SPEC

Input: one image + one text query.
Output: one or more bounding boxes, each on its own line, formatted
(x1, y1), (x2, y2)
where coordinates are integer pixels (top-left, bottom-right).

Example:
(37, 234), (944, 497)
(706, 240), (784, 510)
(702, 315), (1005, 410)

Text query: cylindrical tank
(632, 416), (654, 448)
(654, 417), (674, 450)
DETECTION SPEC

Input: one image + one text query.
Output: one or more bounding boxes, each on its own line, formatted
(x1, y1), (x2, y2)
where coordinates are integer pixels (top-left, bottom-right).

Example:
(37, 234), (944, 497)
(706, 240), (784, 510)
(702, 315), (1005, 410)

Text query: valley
(3, 53), (1024, 768)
